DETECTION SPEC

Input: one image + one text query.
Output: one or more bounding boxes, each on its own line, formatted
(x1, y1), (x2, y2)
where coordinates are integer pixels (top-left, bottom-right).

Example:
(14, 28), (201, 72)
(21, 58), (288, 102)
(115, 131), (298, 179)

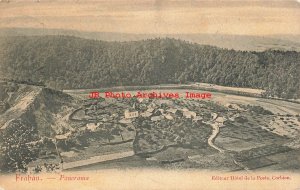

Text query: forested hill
(0, 36), (299, 99)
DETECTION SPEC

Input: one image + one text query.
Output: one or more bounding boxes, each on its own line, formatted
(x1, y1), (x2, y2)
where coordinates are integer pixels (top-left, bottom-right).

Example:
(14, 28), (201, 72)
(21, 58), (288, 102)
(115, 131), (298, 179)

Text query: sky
(0, 0), (299, 36)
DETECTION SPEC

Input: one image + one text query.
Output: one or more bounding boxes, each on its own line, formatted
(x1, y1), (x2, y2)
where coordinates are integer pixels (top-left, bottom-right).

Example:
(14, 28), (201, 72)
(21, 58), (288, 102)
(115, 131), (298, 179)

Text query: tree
(0, 119), (39, 172)
(111, 125), (124, 141)
(1, 36), (299, 99)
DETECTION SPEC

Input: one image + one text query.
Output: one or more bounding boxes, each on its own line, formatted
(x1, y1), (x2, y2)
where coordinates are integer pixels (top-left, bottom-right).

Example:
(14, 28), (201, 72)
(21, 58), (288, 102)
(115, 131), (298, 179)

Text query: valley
(1, 81), (299, 172)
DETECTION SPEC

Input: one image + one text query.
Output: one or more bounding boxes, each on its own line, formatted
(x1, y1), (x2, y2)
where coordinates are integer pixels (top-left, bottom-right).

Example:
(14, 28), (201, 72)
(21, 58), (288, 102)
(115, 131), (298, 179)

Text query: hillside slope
(0, 36), (299, 99)
(0, 81), (82, 172)
(0, 81), (78, 136)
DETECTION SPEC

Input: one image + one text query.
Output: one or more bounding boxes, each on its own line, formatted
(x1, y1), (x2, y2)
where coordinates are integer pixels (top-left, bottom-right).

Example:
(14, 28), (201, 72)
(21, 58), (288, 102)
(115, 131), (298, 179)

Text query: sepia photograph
(0, 0), (300, 189)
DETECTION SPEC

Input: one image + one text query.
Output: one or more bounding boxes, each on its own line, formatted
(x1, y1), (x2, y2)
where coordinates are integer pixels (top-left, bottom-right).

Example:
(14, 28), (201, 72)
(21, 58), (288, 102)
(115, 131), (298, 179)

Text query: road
(207, 123), (224, 153)
(63, 151), (135, 170)
(203, 114), (225, 153)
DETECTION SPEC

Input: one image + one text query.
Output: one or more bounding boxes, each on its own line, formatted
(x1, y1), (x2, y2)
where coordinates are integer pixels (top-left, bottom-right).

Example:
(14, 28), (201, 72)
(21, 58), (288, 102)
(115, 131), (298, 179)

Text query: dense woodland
(0, 36), (299, 99)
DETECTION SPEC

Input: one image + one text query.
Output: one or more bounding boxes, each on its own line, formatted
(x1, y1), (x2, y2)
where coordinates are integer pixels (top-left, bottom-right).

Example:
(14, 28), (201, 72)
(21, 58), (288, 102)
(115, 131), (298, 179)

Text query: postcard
(0, 0), (300, 189)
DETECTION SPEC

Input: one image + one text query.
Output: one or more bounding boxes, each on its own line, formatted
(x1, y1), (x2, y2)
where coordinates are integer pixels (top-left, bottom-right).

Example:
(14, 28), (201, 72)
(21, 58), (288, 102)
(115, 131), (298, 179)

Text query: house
(174, 135), (180, 142)
(225, 103), (244, 111)
(139, 104), (147, 111)
(111, 113), (119, 118)
(158, 109), (165, 113)
(166, 108), (177, 114)
(147, 108), (155, 113)
(86, 123), (100, 131)
(55, 132), (72, 140)
(193, 116), (203, 121)
(211, 113), (218, 120)
(124, 110), (139, 119)
(182, 108), (189, 112)
(175, 110), (183, 117)
(119, 119), (132, 124)
(164, 114), (174, 120)
(151, 116), (163, 121)
(215, 117), (227, 123)
(132, 103), (136, 109)
(137, 98), (144, 103)
(148, 102), (157, 109)
(183, 111), (197, 119)
(152, 110), (163, 116)
(141, 111), (152, 117)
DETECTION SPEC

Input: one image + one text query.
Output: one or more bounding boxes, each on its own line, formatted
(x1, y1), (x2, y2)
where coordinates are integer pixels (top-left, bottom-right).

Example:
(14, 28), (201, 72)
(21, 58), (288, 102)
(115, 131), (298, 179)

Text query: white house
(166, 108), (177, 114)
(124, 110), (139, 119)
(55, 132), (72, 140)
(151, 116), (163, 121)
(119, 119), (132, 124)
(183, 111), (197, 119)
(215, 117), (227, 123)
(86, 123), (100, 131)
(193, 116), (203, 121)
(164, 114), (174, 120)
(141, 111), (152, 117)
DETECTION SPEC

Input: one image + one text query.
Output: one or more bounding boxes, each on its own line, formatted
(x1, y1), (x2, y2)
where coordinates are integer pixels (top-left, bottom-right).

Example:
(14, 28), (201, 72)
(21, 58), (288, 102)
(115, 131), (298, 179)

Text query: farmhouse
(124, 110), (139, 119)
(141, 111), (152, 117)
(55, 132), (72, 140)
(193, 116), (203, 121)
(164, 114), (174, 120)
(166, 108), (177, 114)
(147, 108), (155, 113)
(183, 111), (197, 119)
(86, 123), (100, 131)
(215, 117), (227, 123)
(119, 119), (132, 124)
(151, 116), (163, 121)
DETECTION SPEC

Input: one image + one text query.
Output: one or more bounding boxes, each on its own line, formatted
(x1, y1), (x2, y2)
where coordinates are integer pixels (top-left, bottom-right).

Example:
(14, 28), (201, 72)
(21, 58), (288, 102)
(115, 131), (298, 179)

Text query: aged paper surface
(0, 0), (300, 190)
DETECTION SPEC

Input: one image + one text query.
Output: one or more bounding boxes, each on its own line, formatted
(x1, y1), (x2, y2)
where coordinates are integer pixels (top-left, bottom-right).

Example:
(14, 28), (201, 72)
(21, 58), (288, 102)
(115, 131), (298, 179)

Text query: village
(24, 95), (230, 172)
(18, 89), (300, 173)
(72, 96), (219, 149)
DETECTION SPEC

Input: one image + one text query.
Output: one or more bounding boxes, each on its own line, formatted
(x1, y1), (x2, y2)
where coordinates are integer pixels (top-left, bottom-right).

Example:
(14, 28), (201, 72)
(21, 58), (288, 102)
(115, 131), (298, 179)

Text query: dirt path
(203, 115), (225, 153)
(63, 150), (135, 170)
(206, 122), (251, 171)
(207, 123), (225, 153)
